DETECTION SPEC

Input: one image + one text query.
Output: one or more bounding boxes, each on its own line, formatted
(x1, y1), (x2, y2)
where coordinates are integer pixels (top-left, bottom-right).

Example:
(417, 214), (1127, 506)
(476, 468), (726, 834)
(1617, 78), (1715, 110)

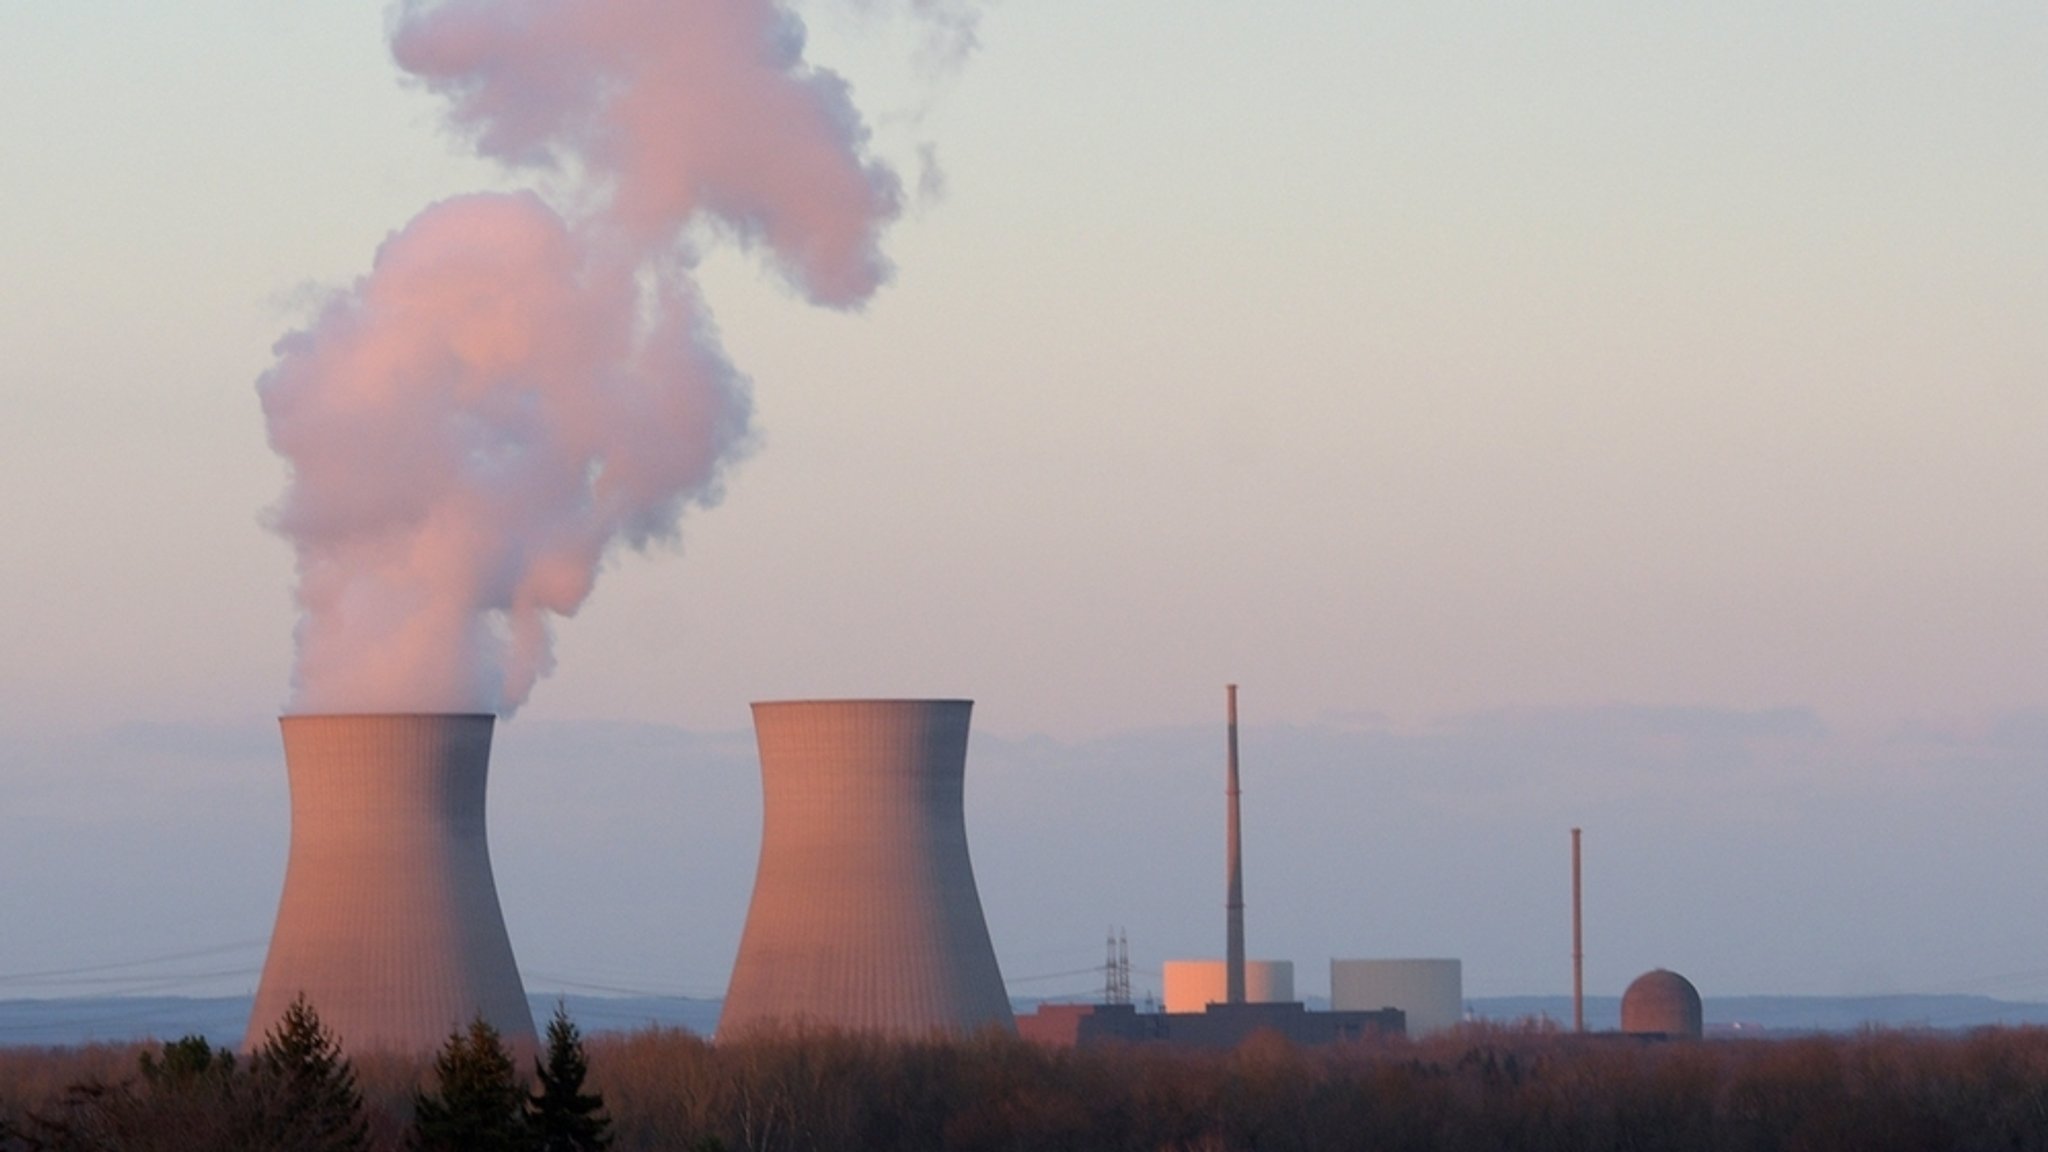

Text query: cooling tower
(246, 713), (535, 1054)
(718, 699), (1014, 1038)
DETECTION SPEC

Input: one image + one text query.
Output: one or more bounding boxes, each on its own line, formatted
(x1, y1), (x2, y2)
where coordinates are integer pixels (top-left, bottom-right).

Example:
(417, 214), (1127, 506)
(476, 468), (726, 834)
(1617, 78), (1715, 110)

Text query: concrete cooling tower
(246, 713), (535, 1054)
(718, 699), (1014, 1039)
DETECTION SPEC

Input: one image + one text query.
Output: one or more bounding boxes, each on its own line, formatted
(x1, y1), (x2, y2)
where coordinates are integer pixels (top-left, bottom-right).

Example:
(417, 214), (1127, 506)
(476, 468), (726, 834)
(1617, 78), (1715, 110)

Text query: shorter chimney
(1225, 685), (1245, 1006)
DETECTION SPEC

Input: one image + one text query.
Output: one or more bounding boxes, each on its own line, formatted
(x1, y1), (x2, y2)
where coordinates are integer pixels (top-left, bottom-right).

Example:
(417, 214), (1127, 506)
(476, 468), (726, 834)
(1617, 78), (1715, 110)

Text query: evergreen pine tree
(527, 1004), (611, 1151)
(410, 1016), (533, 1152)
(252, 995), (370, 1152)
(138, 1034), (236, 1088)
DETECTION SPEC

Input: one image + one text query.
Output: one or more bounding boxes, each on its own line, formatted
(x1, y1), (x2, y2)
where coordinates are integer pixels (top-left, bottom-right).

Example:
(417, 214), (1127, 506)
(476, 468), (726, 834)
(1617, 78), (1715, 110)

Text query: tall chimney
(1571, 826), (1585, 1033)
(1225, 684), (1246, 1005)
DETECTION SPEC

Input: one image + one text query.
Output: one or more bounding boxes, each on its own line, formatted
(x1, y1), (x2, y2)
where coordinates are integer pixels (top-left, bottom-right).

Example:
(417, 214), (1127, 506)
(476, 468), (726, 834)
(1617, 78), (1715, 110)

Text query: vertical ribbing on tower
(246, 713), (534, 1054)
(1226, 684), (1246, 1005)
(718, 699), (1014, 1039)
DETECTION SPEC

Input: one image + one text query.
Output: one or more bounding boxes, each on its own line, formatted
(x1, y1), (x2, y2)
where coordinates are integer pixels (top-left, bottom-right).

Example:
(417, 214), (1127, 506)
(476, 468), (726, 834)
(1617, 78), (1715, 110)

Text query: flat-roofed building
(1331, 958), (1463, 1037)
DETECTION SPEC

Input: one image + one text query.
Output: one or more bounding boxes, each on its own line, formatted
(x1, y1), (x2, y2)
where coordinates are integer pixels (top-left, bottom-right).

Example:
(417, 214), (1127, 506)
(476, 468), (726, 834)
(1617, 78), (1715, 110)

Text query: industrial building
(246, 713), (535, 1054)
(1330, 959), (1463, 1036)
(1017, 1000), (1404, 1049)
(1621, 969), (1703, 1039)
(1019, 686), (1407, 1049)
(1162, 959), (1295, 1012)
(718, 699), (1014, 1038)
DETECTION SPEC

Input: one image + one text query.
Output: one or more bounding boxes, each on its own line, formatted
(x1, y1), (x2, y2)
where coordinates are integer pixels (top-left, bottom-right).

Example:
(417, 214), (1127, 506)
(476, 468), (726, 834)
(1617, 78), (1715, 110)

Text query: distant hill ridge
(0, 995), (722, 1049)
(1469, 995), (2048, 1033)
(3, 994), (2046, 1048)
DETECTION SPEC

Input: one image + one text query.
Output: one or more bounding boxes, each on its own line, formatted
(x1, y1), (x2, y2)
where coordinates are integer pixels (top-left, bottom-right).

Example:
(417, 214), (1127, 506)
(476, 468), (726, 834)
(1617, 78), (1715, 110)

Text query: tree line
(0, 998), (609, 1152)
(7, 1014), (2048, 1151)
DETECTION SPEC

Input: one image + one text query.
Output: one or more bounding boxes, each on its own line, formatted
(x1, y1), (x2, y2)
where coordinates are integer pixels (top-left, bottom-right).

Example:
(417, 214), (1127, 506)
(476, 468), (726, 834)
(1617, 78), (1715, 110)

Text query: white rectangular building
(1330, 959), (1462, 1036)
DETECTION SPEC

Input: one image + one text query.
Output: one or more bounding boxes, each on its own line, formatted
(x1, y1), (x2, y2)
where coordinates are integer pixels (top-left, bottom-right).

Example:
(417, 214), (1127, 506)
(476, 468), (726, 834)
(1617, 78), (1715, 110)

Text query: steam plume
(261, 0), (931, 714)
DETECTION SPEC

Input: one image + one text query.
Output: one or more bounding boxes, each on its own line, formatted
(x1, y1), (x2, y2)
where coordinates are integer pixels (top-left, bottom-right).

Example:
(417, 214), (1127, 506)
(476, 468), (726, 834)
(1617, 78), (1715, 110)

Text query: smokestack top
(279, 712), (496, 720)
(751, 700), (975, 741)
(276, 714), (499, 757)
(748, 699), (976, 794)
(752, 698), (974, 707)
(276, 712), (497, 743)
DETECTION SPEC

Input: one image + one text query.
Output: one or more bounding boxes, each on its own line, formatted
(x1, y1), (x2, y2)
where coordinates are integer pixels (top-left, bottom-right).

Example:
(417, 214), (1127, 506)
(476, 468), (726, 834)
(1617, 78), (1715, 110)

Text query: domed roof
(1620, 968), (1702, 1039)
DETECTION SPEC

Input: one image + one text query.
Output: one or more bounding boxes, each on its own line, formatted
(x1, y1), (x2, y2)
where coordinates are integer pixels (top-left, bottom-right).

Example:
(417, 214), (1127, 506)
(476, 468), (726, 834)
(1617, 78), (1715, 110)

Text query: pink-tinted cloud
(262, 0), (937, 714)
(262, 192), (747, 713)
(391, 0), (902, 305)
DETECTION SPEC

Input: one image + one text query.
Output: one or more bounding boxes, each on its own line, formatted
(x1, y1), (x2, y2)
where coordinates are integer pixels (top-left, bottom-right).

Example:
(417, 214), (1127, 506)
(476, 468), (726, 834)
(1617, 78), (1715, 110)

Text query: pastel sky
(1, 3), (2045, 1010)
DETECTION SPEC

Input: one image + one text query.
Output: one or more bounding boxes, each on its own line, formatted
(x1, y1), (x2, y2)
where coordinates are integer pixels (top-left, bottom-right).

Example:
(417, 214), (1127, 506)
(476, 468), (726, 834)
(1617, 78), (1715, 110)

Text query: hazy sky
(2, 3), (2046, 1010)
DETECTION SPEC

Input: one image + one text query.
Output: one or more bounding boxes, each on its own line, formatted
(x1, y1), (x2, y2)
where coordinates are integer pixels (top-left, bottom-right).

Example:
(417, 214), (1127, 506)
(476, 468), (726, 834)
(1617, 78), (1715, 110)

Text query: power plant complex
(717, 699), (1014, 1038)
(246, 713), (535, 1054)
(244, 699), (1020, 1053)
(1019, 686), (1409, 1048)
(232, 692), (1696, 1051)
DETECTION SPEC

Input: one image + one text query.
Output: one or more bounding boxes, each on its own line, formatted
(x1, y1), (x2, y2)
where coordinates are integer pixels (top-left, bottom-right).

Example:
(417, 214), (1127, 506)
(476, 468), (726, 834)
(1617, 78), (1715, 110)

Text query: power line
(519, 971), (718, 999)
(0, 939), (267, 987)
(1004, 966), (1104, 986)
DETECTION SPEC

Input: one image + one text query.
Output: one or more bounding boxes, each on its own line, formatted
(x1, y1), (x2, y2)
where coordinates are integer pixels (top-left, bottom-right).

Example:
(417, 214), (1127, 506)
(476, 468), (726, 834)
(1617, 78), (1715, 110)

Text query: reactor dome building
(1620, 968), (1703, 1039)
(718, 699), (1014, 1039)
(245, 713), (536, 1054)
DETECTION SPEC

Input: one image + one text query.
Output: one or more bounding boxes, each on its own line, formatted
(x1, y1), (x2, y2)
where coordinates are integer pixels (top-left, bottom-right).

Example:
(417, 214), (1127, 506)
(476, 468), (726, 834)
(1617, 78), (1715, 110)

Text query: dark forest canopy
(6, 1022), (2048, 1152)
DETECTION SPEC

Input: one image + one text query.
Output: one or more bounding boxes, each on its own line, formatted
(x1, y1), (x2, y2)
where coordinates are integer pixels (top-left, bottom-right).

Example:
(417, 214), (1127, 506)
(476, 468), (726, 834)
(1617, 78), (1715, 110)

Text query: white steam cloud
(261, 0), (946, 714)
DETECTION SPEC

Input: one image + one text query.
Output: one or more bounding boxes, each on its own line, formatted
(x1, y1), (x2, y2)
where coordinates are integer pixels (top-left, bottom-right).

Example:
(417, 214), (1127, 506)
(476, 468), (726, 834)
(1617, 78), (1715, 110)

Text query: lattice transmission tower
(1103, 927), (1132, 1005)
